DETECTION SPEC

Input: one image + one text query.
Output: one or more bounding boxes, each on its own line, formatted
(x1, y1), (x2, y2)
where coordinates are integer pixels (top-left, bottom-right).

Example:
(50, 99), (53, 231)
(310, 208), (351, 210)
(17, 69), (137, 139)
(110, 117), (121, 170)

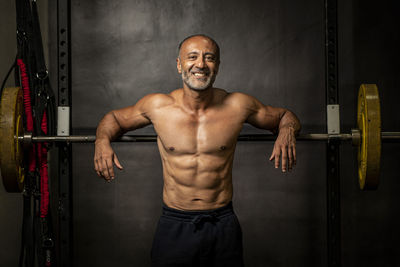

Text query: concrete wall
(69, 1), (326, 266)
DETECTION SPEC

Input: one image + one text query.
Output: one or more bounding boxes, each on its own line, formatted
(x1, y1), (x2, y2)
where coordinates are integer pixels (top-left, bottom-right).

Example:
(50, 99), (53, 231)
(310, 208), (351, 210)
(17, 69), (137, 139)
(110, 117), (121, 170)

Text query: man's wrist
(279, 123), (296, 131)
(278, 123), (299, 135)
(95, 137), (111, 145)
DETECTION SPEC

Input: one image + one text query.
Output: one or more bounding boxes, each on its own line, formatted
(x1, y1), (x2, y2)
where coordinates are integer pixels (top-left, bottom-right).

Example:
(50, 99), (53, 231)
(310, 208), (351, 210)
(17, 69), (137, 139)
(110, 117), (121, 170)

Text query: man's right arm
(94, 93), (165, 181)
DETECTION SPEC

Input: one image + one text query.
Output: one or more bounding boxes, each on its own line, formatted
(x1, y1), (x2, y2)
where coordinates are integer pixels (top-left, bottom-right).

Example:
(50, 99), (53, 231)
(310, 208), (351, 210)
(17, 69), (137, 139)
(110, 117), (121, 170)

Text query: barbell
(1, 84), (399, 193)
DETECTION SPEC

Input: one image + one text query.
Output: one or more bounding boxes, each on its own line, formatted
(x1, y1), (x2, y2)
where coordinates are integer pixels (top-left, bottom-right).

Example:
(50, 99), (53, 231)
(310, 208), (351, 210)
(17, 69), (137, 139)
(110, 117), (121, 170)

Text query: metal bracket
(57, 106), (70, 136)
(327, 104), (340, 134)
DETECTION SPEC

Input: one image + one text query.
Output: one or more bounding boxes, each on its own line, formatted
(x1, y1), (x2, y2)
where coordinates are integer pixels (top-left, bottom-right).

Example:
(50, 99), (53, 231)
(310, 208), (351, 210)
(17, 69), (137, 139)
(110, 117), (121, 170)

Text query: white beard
(181, 69), (217, 91)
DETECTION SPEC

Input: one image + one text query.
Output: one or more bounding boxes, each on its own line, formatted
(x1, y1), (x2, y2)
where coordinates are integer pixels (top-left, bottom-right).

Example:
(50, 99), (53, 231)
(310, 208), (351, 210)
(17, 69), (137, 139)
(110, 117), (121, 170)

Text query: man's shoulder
(220, 90), (256, 106)
(140, 92), (176, 109)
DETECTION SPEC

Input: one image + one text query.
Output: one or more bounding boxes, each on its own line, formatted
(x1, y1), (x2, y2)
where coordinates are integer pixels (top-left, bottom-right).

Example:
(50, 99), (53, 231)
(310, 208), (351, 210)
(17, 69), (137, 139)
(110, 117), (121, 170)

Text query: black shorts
(151, 202), (244, 267)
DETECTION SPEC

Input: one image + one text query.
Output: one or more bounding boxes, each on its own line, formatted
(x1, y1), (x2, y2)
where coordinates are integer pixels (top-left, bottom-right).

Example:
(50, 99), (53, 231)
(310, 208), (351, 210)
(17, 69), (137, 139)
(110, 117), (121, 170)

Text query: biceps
(246, 105), (284, 130)
(112, 106), (151, 131)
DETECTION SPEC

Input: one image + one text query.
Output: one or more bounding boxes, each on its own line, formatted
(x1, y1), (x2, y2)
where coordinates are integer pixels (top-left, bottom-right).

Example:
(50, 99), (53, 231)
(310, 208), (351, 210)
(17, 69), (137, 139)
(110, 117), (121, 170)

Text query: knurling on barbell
(0, 85), (392, 192)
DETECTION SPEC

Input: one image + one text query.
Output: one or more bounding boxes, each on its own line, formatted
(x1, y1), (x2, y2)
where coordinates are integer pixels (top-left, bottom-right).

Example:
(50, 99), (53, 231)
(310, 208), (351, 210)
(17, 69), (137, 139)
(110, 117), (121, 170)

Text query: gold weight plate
(357, 84), (381, 190)
(0, 87), (24, 192)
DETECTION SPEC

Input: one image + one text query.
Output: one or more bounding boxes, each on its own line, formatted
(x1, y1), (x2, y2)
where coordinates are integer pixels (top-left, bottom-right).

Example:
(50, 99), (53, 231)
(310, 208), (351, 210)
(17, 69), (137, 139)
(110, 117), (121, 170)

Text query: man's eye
(206, 57), (215, 61)
(188, 56), (197, 60)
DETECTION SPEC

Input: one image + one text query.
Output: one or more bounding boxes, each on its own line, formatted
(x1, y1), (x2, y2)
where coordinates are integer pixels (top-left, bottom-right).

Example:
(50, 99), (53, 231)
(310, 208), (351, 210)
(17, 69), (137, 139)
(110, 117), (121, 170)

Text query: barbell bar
(1, 84), (399, 193)
(20, 131), (400, 143)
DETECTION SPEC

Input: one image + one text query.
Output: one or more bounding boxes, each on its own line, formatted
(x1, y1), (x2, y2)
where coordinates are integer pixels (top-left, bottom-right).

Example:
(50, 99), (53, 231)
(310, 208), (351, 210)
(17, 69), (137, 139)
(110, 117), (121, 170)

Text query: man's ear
(176, 57), (182, 74)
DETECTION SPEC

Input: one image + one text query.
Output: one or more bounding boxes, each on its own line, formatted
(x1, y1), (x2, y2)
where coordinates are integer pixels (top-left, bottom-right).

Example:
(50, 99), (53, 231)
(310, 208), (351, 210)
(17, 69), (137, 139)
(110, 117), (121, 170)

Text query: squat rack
(55, 0), (342, 266)
(325, 0), (341, 266)
(56, 0), (72, 266)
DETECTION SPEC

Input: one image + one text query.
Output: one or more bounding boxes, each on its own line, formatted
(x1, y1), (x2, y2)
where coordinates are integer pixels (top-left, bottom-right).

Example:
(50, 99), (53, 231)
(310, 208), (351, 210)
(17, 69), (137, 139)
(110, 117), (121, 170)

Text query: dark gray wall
(70, 0), (325, 131)
(70, 1), (326, 266)
(1, 0), (399, 266)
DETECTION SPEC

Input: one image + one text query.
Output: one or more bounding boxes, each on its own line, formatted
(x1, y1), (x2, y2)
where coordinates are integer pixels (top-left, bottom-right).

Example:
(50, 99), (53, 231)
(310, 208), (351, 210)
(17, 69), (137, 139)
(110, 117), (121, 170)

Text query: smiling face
(177, 36), (220, 91)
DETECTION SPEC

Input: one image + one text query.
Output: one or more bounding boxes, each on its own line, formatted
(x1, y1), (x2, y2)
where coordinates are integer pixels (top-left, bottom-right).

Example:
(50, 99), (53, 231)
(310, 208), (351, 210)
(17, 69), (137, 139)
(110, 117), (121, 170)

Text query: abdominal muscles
(161, 152), (234, 210)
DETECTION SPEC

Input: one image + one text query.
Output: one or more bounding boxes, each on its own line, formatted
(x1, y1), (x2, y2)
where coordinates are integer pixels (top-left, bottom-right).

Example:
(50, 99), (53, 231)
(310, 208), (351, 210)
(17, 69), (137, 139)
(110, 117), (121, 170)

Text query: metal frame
(57, 0), (72, 266)
(54, 0), (343, 266)
(325, 0), (341, 266)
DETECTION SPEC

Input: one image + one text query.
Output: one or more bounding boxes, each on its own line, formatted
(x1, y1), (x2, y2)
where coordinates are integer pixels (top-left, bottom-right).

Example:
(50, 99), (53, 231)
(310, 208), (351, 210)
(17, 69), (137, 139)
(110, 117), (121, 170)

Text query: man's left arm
(244, 94), (301, 172)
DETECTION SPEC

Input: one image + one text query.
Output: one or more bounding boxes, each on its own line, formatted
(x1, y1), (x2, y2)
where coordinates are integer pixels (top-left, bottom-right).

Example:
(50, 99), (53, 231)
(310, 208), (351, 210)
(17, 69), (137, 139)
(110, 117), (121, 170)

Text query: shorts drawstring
(191, 212), (219, 231)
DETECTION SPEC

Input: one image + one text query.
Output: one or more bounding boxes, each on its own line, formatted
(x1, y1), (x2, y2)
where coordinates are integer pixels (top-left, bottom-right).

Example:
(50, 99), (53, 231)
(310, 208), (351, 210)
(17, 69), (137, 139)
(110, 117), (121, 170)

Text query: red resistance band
(39, 112), (49, 218)
(17, 59), (36, 173)
(17, 59), (50, 218)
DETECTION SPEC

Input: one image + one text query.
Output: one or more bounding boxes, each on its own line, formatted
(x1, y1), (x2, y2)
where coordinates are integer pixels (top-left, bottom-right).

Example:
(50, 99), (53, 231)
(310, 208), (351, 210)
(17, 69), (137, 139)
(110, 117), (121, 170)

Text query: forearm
(278, 109), (301, 135)
(95, 111), (125, 144)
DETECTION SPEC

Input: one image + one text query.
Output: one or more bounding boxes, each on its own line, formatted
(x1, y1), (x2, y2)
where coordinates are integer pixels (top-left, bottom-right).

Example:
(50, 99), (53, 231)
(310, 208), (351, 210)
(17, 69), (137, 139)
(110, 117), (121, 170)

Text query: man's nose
(195, 57), (206, 69)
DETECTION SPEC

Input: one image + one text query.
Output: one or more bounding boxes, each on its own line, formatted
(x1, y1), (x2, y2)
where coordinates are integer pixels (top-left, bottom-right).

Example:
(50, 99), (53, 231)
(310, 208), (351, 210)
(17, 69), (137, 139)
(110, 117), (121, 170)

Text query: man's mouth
(192, 72), (208, 77)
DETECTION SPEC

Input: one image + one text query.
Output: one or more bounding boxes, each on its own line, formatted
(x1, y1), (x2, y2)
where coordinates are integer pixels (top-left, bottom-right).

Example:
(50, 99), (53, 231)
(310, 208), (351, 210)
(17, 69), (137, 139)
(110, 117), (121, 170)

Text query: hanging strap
(31, 0), (47, 79)
(30, 2), (56, 267)
(15, 1), (56, 266)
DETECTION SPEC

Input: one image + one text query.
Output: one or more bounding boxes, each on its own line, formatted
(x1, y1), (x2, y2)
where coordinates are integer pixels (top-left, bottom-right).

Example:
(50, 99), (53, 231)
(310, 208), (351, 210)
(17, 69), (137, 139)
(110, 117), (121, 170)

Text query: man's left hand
(269, 126), (297, 172)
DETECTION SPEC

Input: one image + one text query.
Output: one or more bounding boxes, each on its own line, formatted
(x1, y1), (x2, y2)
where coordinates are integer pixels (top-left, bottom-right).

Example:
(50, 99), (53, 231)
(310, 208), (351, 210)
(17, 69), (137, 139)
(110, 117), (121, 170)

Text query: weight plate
(0, 87), (24, 192)
(357, 84), (381, 190)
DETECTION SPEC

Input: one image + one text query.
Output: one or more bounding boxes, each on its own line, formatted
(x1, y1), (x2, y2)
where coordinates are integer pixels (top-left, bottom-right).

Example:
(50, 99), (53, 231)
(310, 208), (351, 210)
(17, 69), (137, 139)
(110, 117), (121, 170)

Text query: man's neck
(181, 85), (214, 112)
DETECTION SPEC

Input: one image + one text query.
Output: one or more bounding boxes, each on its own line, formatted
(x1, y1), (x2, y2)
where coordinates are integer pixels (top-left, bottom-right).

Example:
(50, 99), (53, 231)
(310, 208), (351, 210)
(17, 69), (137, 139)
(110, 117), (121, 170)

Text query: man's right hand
(94, 140), (123, 181)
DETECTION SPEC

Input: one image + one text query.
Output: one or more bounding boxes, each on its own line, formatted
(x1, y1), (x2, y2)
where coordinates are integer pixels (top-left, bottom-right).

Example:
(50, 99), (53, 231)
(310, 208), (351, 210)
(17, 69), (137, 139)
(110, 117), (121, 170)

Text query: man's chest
(150, 106), (246, 154)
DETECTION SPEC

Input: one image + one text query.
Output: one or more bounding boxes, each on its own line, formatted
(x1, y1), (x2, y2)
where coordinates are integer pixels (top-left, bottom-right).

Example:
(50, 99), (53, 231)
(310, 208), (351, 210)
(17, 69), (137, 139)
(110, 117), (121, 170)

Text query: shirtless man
(94, 34), (300, 266)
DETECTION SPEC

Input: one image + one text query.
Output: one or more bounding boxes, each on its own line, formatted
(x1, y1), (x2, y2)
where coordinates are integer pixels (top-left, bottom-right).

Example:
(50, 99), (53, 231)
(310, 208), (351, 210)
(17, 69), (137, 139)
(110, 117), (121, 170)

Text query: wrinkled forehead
(179, 36), (218, 57)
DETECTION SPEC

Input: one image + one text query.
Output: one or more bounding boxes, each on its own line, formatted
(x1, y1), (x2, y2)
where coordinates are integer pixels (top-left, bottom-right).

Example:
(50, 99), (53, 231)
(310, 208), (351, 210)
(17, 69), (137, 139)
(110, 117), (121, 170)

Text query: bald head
(178, 34), (220, 61)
